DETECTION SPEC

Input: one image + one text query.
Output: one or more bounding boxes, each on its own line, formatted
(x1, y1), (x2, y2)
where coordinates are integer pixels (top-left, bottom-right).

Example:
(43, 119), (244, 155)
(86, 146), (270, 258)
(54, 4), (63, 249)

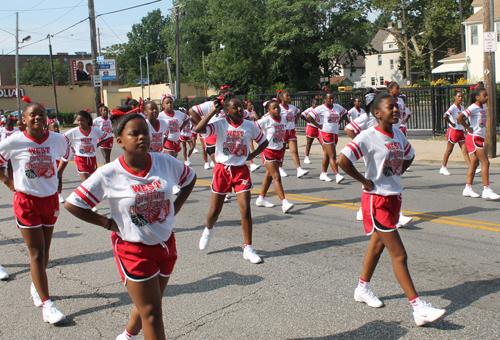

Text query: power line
(97, 15), (126, 43)
(0, 5), (86, 12)
(30, 0), (85, 31)
(95, 0), (164, 18)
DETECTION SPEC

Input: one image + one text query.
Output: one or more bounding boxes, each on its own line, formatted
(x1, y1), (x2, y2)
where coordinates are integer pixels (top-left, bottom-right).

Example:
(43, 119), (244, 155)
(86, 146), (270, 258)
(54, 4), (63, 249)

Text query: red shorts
(211, 163), (252, 194)
(261, 148), (285, 163)
(447, 128), (466, 144)
(74, 155), (97, 175)
(191, 132), (198, 139)
(285, 129), (297, 142)
(361, 192), (402, 235)
(180, 135), (192, 142)
(305, 125), (319, 138)
(99, 137), (114, 149)
(399, 127), (407, 136)
(111, 232), (177, 284)
(164, 140), (181, 153)
(203, 137), (216, 155)
(465, 134), (484, 154)
(205, 135), (217, 145)
(319, 131), (338, 145)
(13, 192), (59, 228)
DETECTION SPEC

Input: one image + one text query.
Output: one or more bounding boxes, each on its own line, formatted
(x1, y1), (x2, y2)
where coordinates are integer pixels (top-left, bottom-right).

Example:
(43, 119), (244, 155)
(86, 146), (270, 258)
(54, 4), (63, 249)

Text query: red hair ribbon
(40, 103), (44, 107)
(324, 88), (330, 91)
(110, 107), (140, 117)
(139, 97), (144, 111)
(384, 80), (391, 86)
(160, 93), (175, 103)
(455, 89), (462, 92)
(243, 100), (249, 105)
(85, 109), (89, 112)
(276, 89), (283, 94)
(470, 84), (480, 90)
(47, 118), (59, 125)
(127, 96), (131, 100)
(22, 96), (31, 103)
(216, 95), (224, 105)
(220, 85), (231, 90)
(99, 103), (104, 106)
(6, 116), (17, 121)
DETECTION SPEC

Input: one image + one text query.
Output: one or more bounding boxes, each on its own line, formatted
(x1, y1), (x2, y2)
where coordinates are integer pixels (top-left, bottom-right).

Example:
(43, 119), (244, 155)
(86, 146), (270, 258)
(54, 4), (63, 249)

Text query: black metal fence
(172, 85), (499, 136)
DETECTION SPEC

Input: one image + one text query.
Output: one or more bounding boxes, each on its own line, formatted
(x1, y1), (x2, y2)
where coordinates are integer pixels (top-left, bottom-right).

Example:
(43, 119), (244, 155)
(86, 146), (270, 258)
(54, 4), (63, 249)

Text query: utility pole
(169, 4), (186, 99)
(47, 35), (59, 121)
(146, 52), (150, 99)
(140, 56), (144, 99)
(15, 12), (20, 114)
(97, 27), (101, 55)
(483, 0), (497, 157)
(88, 0), (101, 112)
(401, 0), (410, 84)
(166, 56), (174, 95)
(458, 0), (465, 52)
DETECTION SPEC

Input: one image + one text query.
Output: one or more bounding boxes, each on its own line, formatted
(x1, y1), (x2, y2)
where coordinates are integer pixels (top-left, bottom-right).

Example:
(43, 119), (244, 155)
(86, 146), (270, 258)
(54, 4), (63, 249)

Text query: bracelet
(104, 218), (112, 230)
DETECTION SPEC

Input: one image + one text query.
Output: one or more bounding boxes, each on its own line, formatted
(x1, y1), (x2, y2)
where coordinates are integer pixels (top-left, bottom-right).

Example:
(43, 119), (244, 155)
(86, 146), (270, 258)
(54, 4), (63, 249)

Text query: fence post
(431, 86), (436, 136)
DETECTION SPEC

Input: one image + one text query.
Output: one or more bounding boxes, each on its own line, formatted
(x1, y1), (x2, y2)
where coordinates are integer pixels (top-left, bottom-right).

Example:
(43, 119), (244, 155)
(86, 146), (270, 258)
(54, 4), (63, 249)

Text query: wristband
(104, 218), (112, 230)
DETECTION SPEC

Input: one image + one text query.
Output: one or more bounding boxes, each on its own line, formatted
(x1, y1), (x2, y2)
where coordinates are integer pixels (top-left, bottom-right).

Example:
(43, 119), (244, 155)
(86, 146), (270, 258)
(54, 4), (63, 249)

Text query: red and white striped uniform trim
(0, 153), (7, 163)
(347, 141), (363, 160)
(75, 185), (100, 208)
(404, 142), (412, 156)
(178, 165), (191, 187)
(349, 121), (361, 134)
(254, 131), (265, 144)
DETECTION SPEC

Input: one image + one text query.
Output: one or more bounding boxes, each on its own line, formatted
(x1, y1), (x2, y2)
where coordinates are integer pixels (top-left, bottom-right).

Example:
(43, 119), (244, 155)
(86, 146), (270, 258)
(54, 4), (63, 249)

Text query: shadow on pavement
(288, 320), (408, 339)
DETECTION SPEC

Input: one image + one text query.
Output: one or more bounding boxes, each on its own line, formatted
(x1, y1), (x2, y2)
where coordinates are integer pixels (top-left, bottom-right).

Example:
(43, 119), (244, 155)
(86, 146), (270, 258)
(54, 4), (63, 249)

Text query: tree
(18, 57), (69, 86)
(102, 43), (128, 83)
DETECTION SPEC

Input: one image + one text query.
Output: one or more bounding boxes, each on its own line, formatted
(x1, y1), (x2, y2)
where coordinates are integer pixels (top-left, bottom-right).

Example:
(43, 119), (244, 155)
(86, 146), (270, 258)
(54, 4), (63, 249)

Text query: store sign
(0, 88), (25, 98)
(71, 58), (117, 83)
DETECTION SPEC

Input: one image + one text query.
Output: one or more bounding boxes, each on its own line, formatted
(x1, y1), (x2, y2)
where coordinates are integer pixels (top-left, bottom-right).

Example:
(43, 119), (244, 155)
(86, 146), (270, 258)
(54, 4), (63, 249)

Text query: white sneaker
(58, 193), (65, 203)
(319, 173), (333, 182)
(279, 167), (288, 177)
(199, 227), (214, 250)
(210, 161), (215, 168)
(116, 331), (136, 340)
(397, 213), (412, 228)
(30, 282), (42, 307)
(193, 148), (200, 154)
(304, 156), (311, 164)
(91, 206), (98, 213)
(204, 162), (211, 170)
(224, 194), (230, 202)
(282, 199), (294, 213)
(0, 265), (8, 280)
(184, 158), (192, 166)
(476, 168), (482, 174)
(413, 301), (446, 326)
(243, 246), (263, 264)
(335, 173), (344, 184)
(42, 301), (66, 324)
(172, 185), (181, 195)
(250, 163), (260, 172)
(297, 168), (309, 178)
(256, 196), (275, 208)
(463, 186), (480, 198)
(482, 187), (500, 200)
(439, 167), (451, 176)
(356, 207), (363, 221)
(354, 287), (383, 308)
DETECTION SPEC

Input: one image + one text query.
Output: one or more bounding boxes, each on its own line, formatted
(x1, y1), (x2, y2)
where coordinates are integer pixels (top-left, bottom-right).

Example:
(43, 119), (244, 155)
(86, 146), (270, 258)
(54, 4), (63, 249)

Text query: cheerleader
(196, 94), (268, 263)
(457, 85), (500, 199)
(337, 92), (445, 326)
(300, 98), (319, 164)
(347, 96), (365, 122)
(277, 90), (309, 178)
(180, 120), (195, 166)
(244, 100), (260, 172)
(158, 94), (189, 158)
(0, 102), (70, 324)
(0, 116), (19, 177)
(93, 104), (114, 164)
(63, 110), (111, 182)
(306, 90), (347, 184)
(440, 89), (470, 176)
(64, 112), (196, 340)
(255, 100), (294, 213)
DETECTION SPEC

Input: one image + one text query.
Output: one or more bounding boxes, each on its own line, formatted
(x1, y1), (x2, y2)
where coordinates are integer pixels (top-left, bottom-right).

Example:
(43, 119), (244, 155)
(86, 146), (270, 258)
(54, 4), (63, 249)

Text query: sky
(0, 0), (174, 56)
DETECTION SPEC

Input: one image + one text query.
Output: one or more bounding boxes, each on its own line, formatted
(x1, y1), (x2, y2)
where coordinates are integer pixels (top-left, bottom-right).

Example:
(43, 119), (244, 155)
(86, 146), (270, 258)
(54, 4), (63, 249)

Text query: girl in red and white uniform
(0, 116), (20, 177)
(65, 112), (196, 340)
(255, 100), (294, 213)
(347, 96), (365, 122)
(300, 98), (319, 165)
(397, 95), (412, 136)
(196, 94), (268, 264)
(143, 101), (168, 154)
(277, 90), (309, 178)
(440, 89), (470, 176)
(94, 104), (113, 164)
(189, 86), (233, 170)
(244, 100), (261, 172)
(338, 92), (445, 327)
(180, 120), (195, 166)
(158, 94), (189, 157)
(457, 85), (500, 199)
(0, 102), (70, 324)
(64, 110), (111, 182)
(307, 90), (347, 184)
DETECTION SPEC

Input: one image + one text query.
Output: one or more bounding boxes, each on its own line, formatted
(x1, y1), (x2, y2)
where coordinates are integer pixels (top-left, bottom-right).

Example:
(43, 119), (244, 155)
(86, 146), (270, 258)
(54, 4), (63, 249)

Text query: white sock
(410, 296), (422, 310)
(358, 278), (369, 290)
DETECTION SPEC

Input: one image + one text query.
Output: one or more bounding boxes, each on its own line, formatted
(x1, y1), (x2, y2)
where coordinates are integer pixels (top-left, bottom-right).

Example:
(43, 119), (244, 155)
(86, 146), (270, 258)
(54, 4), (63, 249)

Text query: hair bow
(40, 103), (44, 107)
(365, 93), (377, 107)
(47, 118), (59, 125)
(111, 107), (140, 117)
(160, 93), (175, 103)
(455, 89), (462, 92)
(324, 88), (330, 91)
(220, 85), (231, 90)
(371, 87), (378, 94)
(127, 96), (131, 100)
(243, 100), (249, 105)
(263, 99), (278, 107)
(470, 84), (480, 90)
(22, 96), (31, 103)
(276, 89), (283, 94)
(6, 116), (17, 121)
(384, 80), (391, 86)
(85, 109), (89, 112)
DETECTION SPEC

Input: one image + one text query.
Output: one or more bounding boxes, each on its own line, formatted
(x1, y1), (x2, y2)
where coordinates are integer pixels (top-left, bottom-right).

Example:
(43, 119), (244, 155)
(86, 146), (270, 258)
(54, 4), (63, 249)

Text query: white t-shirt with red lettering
(66, 153), (195, 245)
(0, 131), (70, 197)
(463, 103), (487, 138)
(340, 127), (414, 196)
(205, 118), (265, 165)
(159, 110), (189, 142)
(146, 119), (168, 153)
(445, 103), (465, 131)
(348, 107), (365, 121)
(256, 114), (287, 150)
(280, 104), (301, 130)
(309, 103), (347, 134)
(0, 127), (19, 141)
(64, 126), (109, 157)
(392, 97), (407, 129)
(93, 116), (113, 139)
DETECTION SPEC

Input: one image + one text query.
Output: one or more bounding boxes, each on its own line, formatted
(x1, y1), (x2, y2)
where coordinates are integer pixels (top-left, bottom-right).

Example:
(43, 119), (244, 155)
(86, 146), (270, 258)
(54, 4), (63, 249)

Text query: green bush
(59, 111), (75, 126)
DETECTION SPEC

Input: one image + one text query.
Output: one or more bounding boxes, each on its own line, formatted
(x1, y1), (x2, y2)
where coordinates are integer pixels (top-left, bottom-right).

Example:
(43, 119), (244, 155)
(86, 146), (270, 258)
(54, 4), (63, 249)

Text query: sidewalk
(296, 134), (500, 168)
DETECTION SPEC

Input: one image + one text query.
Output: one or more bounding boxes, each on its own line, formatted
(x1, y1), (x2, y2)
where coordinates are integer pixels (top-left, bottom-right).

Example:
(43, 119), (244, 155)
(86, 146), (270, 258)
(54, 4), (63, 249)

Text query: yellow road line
(195, 179), (500, 232)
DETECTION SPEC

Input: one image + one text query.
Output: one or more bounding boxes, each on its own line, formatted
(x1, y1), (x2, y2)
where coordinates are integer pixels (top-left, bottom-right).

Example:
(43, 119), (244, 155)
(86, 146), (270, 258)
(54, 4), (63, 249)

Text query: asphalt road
(1, 144), (499, 340)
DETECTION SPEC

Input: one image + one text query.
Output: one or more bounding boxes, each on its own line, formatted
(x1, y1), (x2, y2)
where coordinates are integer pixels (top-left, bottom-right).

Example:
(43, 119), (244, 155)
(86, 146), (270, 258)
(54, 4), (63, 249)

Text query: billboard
(71, 58), (117, 83)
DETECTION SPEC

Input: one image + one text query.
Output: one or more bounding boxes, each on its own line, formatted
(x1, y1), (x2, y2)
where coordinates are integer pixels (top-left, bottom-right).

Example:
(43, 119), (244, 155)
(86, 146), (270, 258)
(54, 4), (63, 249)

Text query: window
(378, 55), (382, 66)
(471, 25), (478, 45)
(389, 44), (394, 48)
(380, 76), (385, 85)
(371, 77), (376, 86)
(390, 59), (394, 70)
(497, 23), (500, 42)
